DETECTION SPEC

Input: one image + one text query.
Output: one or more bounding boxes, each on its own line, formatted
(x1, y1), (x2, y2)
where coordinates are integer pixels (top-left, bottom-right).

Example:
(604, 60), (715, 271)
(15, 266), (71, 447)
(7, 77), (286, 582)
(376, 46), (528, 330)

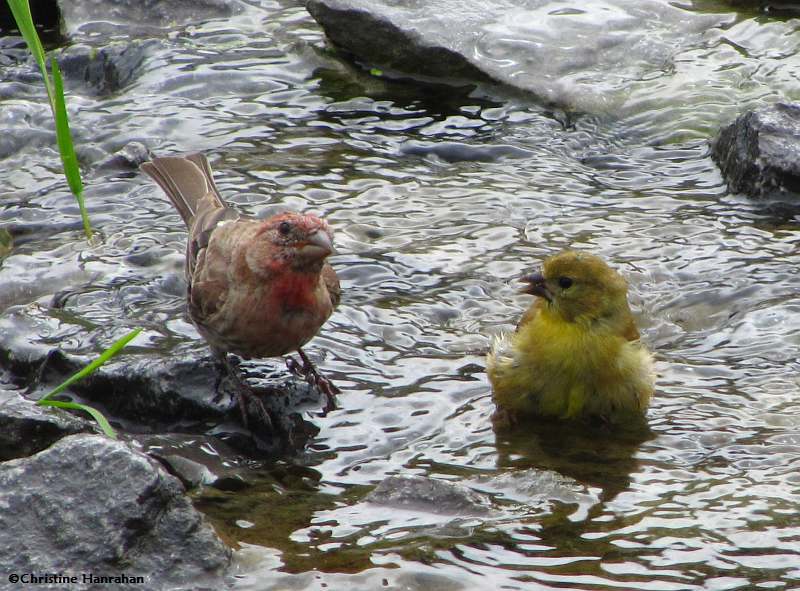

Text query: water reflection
(1, 0), (799, 589)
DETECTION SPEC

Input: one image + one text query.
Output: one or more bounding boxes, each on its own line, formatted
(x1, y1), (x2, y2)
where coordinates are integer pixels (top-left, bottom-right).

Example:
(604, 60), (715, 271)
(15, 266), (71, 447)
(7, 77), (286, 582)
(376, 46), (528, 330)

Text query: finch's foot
(214, 353), (273, 431)
(286, 348), (340, 414)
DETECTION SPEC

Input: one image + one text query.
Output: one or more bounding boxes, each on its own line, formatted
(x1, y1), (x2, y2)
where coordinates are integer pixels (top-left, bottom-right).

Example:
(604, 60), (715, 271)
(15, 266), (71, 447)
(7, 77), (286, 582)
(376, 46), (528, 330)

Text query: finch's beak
(519, 272), (552, 302)
(299, 230), (335, 260)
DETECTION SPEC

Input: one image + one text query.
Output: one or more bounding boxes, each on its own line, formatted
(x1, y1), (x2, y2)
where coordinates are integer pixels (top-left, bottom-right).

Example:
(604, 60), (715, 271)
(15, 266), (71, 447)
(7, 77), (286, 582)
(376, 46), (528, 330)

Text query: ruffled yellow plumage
(486, 250), (654, 428)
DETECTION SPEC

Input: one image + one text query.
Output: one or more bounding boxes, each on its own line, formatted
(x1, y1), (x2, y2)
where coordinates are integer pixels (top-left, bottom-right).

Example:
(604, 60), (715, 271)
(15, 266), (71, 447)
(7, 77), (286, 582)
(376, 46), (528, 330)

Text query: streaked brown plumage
(141, 153), (340, 420)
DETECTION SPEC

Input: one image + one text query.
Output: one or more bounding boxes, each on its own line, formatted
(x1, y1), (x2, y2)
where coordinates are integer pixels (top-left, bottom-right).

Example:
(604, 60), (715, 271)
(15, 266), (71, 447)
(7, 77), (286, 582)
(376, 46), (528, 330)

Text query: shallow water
(1, 0), (799, 589)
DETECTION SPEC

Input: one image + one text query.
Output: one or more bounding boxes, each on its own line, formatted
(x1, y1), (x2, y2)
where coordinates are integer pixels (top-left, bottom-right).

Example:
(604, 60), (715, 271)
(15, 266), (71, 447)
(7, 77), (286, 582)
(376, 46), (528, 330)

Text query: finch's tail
(141, 153), (227, 227)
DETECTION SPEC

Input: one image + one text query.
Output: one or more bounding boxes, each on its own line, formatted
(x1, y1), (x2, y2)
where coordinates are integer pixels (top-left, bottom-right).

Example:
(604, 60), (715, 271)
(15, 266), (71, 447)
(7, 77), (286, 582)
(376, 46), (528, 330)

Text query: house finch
(141, 153), (340, 425)
(486, 250), (654, 429)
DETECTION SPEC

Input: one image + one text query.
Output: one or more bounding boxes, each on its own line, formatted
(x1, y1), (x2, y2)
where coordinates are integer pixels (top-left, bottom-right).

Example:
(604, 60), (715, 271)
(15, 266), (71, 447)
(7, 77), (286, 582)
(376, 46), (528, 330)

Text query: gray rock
(399, 141), (533, 163)
(307, 0), (491, 82)
(57, 41), (158, 96)
(711, 102), (800, 199)
(60, 0), (244, 38)
(366, 475), (492, 516)
(306, 0), (731, 112)
(721, 1), (800, 16)
(0, 391), (92, 461)
(152, 453), (217, 490)
(96, 141), (153, 171)
(0, 305), (323, 457)
(0, 434), (230, 590)
(142, 432), (255, 491)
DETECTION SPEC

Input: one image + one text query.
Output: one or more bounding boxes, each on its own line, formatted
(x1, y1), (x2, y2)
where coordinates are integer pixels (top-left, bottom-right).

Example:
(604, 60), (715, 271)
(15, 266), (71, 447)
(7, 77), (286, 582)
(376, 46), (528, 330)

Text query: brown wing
(323, 263), (341, 308)
(141, 154), (227, 226)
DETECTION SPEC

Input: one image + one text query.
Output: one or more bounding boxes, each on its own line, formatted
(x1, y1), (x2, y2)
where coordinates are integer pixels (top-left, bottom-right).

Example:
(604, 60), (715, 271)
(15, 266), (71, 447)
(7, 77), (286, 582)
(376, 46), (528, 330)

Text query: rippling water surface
(1, 0), (799, 589)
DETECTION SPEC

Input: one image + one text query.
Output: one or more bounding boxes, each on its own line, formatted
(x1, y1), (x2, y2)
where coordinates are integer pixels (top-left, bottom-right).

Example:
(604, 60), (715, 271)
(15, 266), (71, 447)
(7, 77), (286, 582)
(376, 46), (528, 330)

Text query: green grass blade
(50, 58), (91, 239)
(50, 58), (82, 196)
(38, 399), (117, 438)
(7, 0), (93, 240)
(6, 0), (53, 101)
(38, 328), (142, 402)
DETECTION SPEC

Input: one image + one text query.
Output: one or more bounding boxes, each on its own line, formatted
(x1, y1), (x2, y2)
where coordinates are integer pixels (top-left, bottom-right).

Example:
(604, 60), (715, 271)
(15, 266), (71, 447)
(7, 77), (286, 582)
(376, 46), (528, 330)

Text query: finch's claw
(288, 348), (340, 414)
(215, 352), (274, 432)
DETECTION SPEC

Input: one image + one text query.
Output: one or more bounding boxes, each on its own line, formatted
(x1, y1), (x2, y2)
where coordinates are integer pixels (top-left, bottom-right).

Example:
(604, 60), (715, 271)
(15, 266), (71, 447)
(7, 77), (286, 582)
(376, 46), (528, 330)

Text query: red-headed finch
(486, 250), (654, 428)
(141, 153), (340, 423)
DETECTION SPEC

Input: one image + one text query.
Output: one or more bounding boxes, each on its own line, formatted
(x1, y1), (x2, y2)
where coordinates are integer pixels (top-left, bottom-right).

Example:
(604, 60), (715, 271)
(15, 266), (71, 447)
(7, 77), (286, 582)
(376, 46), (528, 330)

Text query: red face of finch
(141, 153), (341, 418)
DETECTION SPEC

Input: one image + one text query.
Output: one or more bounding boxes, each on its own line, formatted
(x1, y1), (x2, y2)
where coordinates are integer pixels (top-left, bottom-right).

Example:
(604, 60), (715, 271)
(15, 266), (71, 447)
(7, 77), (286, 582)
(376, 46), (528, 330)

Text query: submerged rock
(306, 0), (731, 112)
(58, 41), (158, 96)
(60, 0), (243, 38)
(399, 141), (533, 163)
(721, 0), (800, 16)
(0, 434), (230, 590)
(366, 475), (492, 516)
(711, 102), (800, 200)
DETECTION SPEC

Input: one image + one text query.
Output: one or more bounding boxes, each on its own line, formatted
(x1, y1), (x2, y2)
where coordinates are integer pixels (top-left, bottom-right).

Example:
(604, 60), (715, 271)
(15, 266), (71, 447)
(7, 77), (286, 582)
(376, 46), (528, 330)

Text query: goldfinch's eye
(558, 276), (573, 289)
(278, 221), (292, 236)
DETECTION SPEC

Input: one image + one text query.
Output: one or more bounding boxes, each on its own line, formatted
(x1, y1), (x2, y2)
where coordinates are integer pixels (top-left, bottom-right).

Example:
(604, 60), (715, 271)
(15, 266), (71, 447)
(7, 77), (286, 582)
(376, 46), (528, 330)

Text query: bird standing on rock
(141, 153), (340, 424)
(486, 250), (654, 429)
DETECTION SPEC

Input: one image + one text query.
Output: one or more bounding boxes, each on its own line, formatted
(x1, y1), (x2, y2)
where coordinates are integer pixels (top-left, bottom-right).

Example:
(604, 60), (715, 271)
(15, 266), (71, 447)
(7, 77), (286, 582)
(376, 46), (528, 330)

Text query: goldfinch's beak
(519, 272), (552, 302)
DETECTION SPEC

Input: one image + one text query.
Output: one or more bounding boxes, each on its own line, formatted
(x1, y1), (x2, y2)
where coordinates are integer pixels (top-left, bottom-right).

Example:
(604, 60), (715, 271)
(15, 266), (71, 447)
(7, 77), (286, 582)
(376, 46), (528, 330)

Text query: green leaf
(38, 328), (142, 402)
(50, 58), (92, 239)
(38, 399), (117, 439)
(7, 0), (93, 240)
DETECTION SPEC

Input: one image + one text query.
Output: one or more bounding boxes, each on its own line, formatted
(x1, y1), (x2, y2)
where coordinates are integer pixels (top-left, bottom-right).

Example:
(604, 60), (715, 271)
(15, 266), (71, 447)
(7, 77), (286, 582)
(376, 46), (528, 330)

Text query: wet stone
(0, 391), (93, 461)
(0, 434), (230, 590)
(140, 432), (257, 492)
(306, 0), (731, 111)
(398, 141), (534, 163)
(721, 0), (800, 15)
(711, 102), (800, 200)
(0, 306), (324, 458)
(60, 0), (243, 38)
(96, 141), (154, 172)
(366, 475), (492, 516)
(57, 41), (159, 96)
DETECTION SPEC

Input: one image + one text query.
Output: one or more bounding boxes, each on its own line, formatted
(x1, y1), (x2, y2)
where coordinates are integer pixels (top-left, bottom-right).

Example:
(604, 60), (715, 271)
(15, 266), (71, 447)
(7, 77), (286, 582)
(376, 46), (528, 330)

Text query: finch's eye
(558, 276), (573, 289)
(278, 221), (292, 236)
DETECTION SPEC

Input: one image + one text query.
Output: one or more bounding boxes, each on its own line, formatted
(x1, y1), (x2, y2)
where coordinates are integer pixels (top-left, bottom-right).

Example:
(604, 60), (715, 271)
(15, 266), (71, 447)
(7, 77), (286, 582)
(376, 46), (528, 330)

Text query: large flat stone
(0, 434), (230, 590)
(306, 0), (731, 111)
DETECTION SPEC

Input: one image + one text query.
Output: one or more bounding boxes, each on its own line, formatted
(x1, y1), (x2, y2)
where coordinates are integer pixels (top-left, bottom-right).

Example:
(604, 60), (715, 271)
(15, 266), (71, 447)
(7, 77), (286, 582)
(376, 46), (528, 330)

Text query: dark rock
(399, 141), (533, 163)
(96, 141), (153, 171)
(366, 475), (492, 516)
(57, 41), (157, 96)
(306, 0), (491, 83)
(60, 0), (243, 38)
(141, 432), (255, 491)
(0, 304), (324, 456)
(711, 102), (800, 199)
(153, 454), (216, 490)
(0, 434), (230, 590)
(0, 391), (92, 461)
(306, 0), (731, 111)
(721, 1), (800, 16)
(0, 1), (63, 46)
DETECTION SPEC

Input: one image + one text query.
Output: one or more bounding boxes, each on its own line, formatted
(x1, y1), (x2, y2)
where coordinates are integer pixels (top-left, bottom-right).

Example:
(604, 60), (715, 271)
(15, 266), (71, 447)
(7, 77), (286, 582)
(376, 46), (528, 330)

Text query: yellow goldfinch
(486, 250), (654, 428)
